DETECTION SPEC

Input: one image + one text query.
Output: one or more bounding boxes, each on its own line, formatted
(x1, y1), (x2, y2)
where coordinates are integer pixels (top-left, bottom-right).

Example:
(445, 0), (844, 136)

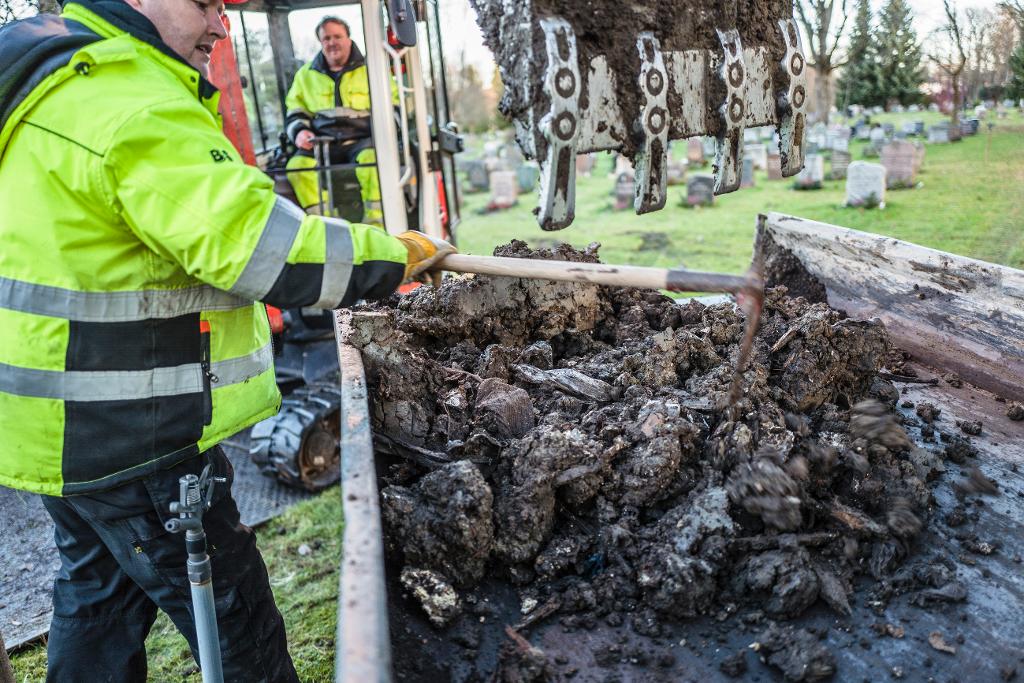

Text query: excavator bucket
(470, 0), (807, 229)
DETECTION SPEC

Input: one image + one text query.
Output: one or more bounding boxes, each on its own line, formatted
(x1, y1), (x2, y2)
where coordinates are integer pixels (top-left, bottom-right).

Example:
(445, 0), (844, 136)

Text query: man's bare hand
(295, 129), (315, 150)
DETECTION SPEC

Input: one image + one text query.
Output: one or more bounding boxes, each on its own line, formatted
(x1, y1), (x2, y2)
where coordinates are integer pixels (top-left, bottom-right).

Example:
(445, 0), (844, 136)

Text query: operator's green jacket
(0, 1), (409, 496)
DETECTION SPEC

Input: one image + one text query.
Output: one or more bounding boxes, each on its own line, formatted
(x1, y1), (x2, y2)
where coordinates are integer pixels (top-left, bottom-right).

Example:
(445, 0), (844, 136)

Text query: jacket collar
(63, 0), (219, 101)
(311, 43), (366, 78)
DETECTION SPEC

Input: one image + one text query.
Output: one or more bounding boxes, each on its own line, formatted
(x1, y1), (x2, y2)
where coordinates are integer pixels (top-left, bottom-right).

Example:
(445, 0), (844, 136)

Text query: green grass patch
(455, 111), (1024, 274)
(11, 491), (344, 681)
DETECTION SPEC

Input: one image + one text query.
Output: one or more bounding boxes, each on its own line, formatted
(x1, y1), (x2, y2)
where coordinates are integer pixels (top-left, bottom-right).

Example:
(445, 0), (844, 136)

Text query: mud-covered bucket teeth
(469, 0), (808, 229)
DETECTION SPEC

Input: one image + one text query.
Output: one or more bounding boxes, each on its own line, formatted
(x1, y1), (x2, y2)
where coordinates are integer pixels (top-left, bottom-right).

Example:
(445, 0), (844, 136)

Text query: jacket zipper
(199, 320), (217, 425)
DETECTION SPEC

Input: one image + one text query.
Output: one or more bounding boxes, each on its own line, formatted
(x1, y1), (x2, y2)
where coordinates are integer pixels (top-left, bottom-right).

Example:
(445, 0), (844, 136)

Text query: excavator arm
(470, 0), (808, 229)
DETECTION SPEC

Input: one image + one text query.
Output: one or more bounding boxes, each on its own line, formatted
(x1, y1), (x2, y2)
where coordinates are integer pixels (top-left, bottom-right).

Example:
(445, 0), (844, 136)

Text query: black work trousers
(39, 447), (299, 683)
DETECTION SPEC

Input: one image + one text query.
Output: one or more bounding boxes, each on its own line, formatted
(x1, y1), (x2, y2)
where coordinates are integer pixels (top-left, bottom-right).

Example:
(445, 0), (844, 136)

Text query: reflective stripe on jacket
(0, 2), (407, 495)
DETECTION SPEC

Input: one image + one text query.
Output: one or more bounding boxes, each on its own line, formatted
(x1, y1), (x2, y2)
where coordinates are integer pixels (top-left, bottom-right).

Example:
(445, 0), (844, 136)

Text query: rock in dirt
(382, 460), (494, 586)
(495, 627), (552, 683)
(754, 623), (837, 681)
(719, 649), (749, 677)
(955, 466), (1000, 497)
(1008, 403), (1024, 421)
(927, 631), (957, 654)
(401, 567), (462, 628)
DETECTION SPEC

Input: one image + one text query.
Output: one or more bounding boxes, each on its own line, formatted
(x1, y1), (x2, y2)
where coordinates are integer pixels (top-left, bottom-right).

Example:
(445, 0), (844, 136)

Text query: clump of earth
(346, 241), (958, 682)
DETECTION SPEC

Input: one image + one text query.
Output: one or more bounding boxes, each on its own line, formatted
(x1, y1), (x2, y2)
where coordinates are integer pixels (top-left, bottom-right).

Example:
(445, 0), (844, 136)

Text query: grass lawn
(9, 112), (1022, 682)
(455, 110), (1024, 275)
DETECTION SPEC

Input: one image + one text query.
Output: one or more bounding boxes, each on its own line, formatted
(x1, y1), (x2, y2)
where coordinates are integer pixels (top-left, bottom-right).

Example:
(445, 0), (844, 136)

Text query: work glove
(396, 231), (457, 288)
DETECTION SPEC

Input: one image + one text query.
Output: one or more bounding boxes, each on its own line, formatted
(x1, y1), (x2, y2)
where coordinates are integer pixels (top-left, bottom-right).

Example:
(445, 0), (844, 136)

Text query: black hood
(311, 43), (366, 78)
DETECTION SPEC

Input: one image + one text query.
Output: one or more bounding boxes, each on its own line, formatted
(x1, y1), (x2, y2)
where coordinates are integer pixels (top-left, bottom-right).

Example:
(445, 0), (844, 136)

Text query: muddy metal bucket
(331, 222), (1024, 681)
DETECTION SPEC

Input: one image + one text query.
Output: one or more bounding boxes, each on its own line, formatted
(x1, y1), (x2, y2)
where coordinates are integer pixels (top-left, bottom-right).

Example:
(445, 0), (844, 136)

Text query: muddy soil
(347, 241), (986, 682)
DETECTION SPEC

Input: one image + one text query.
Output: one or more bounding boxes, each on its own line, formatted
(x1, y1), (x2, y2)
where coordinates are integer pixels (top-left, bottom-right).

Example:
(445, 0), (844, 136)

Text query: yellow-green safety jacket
(0, 2), (408, 496)
(285, 45), (398, 144)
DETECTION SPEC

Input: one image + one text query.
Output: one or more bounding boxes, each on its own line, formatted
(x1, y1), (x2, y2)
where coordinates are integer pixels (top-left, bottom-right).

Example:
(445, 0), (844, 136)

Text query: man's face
(318, 21), (352, 68)
(127, 0), (228, 78)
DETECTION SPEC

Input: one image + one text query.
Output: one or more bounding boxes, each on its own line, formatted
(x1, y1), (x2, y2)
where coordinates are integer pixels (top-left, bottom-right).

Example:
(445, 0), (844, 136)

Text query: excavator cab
(212, 0), (465, 491)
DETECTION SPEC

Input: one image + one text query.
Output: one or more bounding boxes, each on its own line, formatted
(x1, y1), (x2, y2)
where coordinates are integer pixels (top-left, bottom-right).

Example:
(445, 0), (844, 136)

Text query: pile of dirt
(347, 241), (961, 682)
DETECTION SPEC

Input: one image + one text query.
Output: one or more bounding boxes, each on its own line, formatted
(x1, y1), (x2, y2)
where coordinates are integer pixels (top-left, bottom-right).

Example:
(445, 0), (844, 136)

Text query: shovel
(435, 253), (764, 406)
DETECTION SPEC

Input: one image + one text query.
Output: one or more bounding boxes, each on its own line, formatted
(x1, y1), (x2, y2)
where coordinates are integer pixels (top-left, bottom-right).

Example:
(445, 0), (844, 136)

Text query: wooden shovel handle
(437, 253), (756, 295)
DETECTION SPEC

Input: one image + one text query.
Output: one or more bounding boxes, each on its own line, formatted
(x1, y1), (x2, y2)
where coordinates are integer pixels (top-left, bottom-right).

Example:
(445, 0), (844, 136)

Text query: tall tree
(1007, 40), (1024, 100)
(796, 0), (849, 123)
(998, 1), (1024, 30)
(929, 0), (969, 129)
(873, 0), (925, 107)
(835, 0), (877, 108)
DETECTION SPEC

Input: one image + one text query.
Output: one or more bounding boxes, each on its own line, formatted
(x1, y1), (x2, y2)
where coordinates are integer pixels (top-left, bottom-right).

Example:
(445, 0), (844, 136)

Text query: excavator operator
(285, 16), (389, 223)
(0, 0), (453, 680)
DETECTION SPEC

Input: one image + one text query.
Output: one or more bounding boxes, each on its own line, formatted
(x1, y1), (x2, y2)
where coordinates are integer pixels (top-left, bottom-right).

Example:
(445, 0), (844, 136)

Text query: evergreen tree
(873, 0), (926, 107)
(1007, 40), (1024, 100)
(835, 0), (878, 108)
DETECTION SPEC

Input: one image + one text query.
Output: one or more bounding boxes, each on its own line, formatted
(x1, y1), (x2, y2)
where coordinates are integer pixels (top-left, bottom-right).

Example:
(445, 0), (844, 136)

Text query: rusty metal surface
(334, 311), (393, 683)
(384, 363), (1024, 682)
(761, 213), (1024, 399)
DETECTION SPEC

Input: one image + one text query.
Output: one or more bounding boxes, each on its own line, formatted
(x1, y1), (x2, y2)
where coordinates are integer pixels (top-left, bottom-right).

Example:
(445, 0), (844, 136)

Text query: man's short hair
(316, 16), (351, 40)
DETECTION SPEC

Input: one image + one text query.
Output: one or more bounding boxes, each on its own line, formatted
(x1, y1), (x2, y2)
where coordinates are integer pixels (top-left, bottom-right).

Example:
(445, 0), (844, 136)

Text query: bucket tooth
(633, 33), (669, 214)
(536, 18), (581, 231)
(713, 28), (746, 195)
(776, 18), (807, 177)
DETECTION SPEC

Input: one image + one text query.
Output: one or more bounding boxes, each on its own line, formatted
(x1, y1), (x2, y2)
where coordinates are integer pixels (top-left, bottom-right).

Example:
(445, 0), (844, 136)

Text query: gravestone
(909, 104), (920, 113)
(882, 123), (895, 136)
(927, 124), (950, 144)
(702, 137), (717, 159)
(517, 162), (540, 193)
(613, 171), (635, 210)
(612, 153), (633, 178)
(502, 144), (525, 171)
(856, 124), (871, 141)
(765, 136), (780, 155)
(687, 137), (705, 166)
(575, 153), (597, 177)
(845, 161), (886, 208)
(929, 103), (941, 113)
(741, 155), (755, 188)
(881, 140), (918, 188)
(912, 141), (926, 173)
(901, 122), (918, 136)
(465, 160), (490, 191)
(966, 118), (980, 135)
(913, 121), (925, 136)
(744, 128), (761, 144)
(831, 136), (850, 153)
(960, 120), (974, 137)
(766, 153), (783, 180)
(488, 170), (518, 209)
(666, 155), (687, 186)
(794, 153), (824, 190)
(686, 174), (715, 207)
(870, 127), (886, 147)
(746, 143), (768, 170)
(830, 150), (852, 180)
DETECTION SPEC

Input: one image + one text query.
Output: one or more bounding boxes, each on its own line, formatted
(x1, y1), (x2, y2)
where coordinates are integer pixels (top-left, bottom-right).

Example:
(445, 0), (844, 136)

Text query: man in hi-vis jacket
(0, 0), (453, 679)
